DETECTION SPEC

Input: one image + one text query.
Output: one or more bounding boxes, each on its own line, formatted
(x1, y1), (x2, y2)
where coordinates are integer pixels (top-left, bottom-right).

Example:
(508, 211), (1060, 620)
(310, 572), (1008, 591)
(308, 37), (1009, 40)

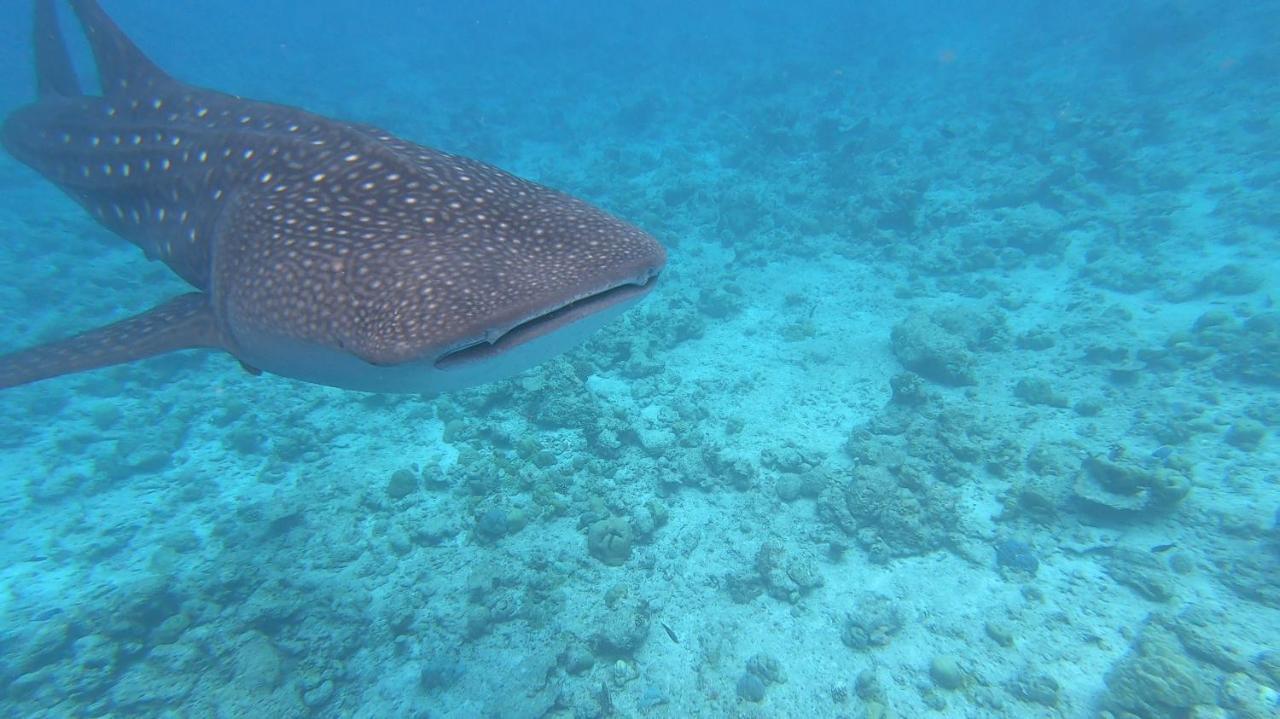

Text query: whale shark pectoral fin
(0, 292), (223, 390)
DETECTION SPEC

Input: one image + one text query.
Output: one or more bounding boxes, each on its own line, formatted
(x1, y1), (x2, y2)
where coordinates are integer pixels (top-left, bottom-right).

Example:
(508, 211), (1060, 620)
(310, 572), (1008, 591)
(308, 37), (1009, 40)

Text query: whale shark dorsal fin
(68, 0), (173, 95)
(34, 0), (81, 97)
(0, 293), (223, 390)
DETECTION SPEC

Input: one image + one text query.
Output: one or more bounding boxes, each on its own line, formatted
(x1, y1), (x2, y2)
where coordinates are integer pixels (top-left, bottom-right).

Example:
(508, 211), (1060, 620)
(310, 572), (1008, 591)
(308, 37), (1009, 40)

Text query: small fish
(1150, 543), (1176, 554)
(661, 621), (680, 644)
(1150, 445), (1174, 461)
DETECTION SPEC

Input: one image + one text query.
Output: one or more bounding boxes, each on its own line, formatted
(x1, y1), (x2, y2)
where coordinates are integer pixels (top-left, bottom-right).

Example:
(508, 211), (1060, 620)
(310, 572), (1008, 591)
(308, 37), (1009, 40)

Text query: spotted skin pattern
(0, 0), (665, 391)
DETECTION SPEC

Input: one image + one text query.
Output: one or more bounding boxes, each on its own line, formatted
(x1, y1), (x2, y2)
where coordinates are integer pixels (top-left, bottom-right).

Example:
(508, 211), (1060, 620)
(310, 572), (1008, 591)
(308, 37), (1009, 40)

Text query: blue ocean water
(1, 0), (1278, 716)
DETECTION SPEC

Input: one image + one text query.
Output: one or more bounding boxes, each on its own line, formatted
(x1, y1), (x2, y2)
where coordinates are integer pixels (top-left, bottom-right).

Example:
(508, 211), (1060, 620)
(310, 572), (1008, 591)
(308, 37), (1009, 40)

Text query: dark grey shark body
(0, 0), (665, 393)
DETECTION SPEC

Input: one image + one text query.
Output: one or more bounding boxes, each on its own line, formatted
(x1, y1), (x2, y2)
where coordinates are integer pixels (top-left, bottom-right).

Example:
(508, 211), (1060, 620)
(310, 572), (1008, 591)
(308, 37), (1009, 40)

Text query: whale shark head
(214, 140), (668, 393)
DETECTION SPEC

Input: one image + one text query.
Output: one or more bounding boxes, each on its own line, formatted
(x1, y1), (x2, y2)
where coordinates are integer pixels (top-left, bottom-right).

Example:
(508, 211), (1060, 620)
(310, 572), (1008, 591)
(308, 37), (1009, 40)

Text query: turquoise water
(1, 1), (1278, 717)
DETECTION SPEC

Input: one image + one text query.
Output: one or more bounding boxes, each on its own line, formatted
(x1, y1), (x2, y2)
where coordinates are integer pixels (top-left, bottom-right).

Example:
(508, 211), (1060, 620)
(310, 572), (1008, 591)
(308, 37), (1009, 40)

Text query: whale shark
(0, 0), (665, 393)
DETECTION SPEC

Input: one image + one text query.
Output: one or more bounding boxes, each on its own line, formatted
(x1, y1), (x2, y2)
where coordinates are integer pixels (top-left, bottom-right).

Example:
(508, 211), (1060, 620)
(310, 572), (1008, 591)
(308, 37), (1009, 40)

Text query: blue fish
(1, 1), (665, 393)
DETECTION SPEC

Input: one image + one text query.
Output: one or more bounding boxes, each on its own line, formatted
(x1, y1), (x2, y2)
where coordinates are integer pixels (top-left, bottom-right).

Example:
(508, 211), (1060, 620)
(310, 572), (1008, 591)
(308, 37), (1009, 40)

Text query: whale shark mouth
(433, 273), (660, 370)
